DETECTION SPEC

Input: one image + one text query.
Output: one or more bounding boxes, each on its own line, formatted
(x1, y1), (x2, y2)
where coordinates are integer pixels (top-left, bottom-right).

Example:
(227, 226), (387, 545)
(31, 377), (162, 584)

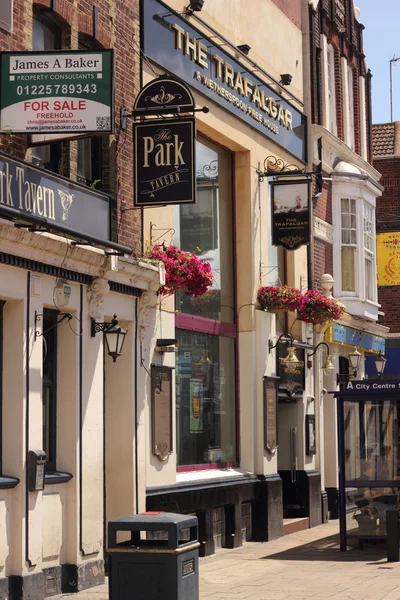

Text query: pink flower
(146, 245), (213, 297)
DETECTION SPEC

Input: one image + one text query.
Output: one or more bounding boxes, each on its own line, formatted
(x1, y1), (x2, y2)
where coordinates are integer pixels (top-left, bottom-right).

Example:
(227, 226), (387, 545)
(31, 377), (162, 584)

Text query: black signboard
(142, 0), (307, 162)
(305, 414), (316, 455)
(264, 376), (279, 453)
(134, 75), (195, 113)
(151, 365), (173, 461)
(271, 179), (311, 250)
(277, 342), (305, 400)
(134, 118), (196, 206)
(0, 152), (131, 252)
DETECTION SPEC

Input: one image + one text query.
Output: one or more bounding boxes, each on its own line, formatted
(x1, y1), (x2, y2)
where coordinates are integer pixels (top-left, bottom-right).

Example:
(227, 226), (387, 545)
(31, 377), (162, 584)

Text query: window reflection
(175, 138), (233, 323)
(176, 331), (236, 466)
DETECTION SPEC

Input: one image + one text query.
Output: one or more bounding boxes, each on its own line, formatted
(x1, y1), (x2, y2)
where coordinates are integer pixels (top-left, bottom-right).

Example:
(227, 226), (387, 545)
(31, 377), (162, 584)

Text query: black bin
(108, 512), (199, 600)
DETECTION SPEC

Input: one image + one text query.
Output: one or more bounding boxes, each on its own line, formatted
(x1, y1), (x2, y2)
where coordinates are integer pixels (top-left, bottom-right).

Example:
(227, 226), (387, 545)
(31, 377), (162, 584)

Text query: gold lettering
(224, 62), (235, 88)
(155, 143), (165, 166)
(285, 109), (293, 130)
(184, 32), (197, 61)
(143, 137), (154, 167)
(171, 23), (184, 50)
(260, 91), (270, 115)
(213, 55), (224, 80)
(270, 98), (278, 118)
(36, 184), (43, 215)
(278, 105), (285, 126)
(47, 189), (55, 220)
(197, 42), (208, 68)
(234, 71), (244, 95)
(252, 86), (261, 108)
(243, 77), (252, 98)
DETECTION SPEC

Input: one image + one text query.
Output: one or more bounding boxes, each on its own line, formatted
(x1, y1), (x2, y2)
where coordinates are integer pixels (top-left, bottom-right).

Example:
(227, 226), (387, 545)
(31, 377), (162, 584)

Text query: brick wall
(270, 0), (301, 28)
(374, 156), (400, 332)
(0, 0), (141, 255)
(313, 175), (332, 224)
(313, 238), (333, 291)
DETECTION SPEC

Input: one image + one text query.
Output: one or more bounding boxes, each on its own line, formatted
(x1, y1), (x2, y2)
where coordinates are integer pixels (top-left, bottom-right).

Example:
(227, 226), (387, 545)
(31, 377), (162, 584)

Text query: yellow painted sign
(377, 232), (400, 286)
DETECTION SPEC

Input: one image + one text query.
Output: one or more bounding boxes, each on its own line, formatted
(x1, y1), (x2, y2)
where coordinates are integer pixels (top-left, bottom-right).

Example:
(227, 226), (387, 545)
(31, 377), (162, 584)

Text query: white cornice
(0, 219), (162, 291)
(313, 216), (333, 244)
(312, 123), (382, 182)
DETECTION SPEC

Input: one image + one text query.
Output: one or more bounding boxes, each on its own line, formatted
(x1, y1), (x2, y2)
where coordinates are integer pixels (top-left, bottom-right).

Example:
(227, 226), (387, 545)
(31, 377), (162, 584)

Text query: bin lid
(108, 512), (197, 530)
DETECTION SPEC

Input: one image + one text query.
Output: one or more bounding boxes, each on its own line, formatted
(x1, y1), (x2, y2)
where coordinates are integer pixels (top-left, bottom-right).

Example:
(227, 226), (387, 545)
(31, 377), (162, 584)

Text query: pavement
(51, 520), (400, 600)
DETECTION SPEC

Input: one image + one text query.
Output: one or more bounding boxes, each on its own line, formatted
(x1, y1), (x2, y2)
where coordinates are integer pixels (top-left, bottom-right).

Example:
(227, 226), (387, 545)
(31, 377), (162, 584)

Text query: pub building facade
(305, 0), (388, 520)
(0, 2), (167, 600)
(142, 0), (323, 551)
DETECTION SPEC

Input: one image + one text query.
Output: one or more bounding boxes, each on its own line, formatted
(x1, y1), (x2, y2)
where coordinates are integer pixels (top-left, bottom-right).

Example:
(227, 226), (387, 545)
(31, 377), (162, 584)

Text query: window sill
(0, 476), (20, 489)
(45, 471), (73, 485)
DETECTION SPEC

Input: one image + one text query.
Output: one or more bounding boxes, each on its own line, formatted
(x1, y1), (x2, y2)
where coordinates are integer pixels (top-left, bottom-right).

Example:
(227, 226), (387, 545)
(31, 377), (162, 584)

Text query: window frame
(42, 308), (58, 473)
(340, 197), (357, 296)
(0, 0), (13, 33)
(347, 65), (355, 151)
(363, 203), (376, 302)
(327, 44), (337, 135)
(175, 136), (238, 472)
(333, 185), (378, 307)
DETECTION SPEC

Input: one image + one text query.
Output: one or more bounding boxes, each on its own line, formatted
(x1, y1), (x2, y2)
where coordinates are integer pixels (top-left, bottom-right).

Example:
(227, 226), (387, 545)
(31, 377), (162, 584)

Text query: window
(364, 204), (375, 301)
(347, 65), (355, 151)
(77, 136), (103, 188)
(31, 16), (62, 173)
(175, 138), (236, 468)
(0, 302), (3, 474)
(0, 0), (13, 33)
(341, 198), (357, 293)
(42, 309), (58, 472)
(327, 45), (337, 135)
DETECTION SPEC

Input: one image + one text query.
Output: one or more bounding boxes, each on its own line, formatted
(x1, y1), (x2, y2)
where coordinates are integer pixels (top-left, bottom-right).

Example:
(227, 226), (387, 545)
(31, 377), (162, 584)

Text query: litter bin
(108, 512), (199, 600)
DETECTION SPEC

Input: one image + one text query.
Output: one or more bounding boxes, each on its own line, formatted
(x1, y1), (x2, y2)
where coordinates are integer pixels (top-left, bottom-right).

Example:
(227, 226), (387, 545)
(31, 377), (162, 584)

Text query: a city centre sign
(0, 50), (114, 135)
(142, 0), (306, 162)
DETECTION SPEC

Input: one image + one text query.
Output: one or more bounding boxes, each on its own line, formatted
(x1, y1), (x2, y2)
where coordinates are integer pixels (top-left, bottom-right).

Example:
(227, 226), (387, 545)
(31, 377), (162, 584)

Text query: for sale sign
(0, 50), (114, 135)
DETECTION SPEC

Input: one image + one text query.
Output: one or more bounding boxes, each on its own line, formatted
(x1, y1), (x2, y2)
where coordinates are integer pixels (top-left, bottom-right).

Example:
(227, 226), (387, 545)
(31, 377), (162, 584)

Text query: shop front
(141, 0), (318, 552)
(334, 380), (400, 551)
(0, 154), (164, 599)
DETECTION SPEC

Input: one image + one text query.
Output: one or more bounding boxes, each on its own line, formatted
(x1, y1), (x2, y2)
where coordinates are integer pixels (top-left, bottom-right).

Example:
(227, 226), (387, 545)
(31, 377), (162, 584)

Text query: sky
(356, 0), (400, 124)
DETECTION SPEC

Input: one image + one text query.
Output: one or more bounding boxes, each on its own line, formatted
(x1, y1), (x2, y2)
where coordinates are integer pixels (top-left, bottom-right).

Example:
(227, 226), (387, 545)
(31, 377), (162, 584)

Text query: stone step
(283, 517), (310, 536)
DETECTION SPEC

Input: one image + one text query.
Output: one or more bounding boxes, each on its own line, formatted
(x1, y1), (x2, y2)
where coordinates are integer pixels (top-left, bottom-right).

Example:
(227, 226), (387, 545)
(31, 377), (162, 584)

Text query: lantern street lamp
(269, 333), (301, 371)
(91, 314), (127, 362)
(348, 347), (362, 378)
(307, 342), (335, 375)
(374, 352), (387, 379)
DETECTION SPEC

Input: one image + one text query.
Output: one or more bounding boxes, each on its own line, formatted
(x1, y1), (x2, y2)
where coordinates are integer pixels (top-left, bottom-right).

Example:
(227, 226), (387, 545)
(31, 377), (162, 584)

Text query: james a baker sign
(134, 118), (196, 207)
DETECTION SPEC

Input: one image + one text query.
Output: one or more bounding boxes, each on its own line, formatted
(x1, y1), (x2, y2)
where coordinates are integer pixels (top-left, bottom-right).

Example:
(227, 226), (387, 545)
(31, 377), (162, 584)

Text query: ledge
(45, 471), (73, 485)
(0, 475), (20, 489)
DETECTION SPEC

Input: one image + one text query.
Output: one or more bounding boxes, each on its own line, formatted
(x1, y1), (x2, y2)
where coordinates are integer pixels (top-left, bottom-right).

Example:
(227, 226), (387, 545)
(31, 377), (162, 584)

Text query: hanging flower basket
(257, 285), (302, 313)
(146, 244), (213, 298)
(297, 290), (345, 325)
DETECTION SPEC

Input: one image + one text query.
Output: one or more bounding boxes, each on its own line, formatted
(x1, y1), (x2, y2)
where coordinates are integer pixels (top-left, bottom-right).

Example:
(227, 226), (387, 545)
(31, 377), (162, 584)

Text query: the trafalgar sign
(0, 50), (114, 135)
(133, 76), (196, 207)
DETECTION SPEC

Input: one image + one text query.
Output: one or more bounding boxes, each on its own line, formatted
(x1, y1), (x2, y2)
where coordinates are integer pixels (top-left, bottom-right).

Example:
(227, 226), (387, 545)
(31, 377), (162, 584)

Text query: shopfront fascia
(141, 0), (307, 164)
(0, 152), (131, 255)
(325, 324), (386, 356)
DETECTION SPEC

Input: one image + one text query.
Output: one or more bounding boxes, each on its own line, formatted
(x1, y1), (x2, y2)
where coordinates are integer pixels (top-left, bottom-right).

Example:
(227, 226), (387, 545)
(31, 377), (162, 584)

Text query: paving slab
(48, 521), (400, 600)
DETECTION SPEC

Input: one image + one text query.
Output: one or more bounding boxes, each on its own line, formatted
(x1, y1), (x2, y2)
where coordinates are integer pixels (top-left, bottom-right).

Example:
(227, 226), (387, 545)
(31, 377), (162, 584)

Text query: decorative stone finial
(320, 274), (334, 298)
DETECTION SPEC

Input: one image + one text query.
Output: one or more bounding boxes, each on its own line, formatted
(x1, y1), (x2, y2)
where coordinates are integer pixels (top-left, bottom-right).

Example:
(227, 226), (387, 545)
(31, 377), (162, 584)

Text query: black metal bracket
(269, 332), (294, 352)
(336, 373), (351, 385)
(257, 155), (316, 183)
(34, 311), (73, 341)
(307, 341), (330, 359)
(91, 314), (118, 338)
(120, 105), (209, 130)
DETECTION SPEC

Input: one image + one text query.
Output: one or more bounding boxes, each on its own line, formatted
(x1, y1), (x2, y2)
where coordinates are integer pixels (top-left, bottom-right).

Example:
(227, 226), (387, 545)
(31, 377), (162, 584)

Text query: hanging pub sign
(133, 76), (196, 207)
(277, 342), (305, 401)
(0, 50), (114, 136)
(271, 178), (311, 250)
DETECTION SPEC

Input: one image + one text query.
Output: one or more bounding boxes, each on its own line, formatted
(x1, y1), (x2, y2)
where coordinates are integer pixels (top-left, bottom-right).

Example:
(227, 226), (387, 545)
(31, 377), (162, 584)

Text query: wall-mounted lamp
(374, 352), (387, 378)
(187, 0), (204, 12)
(279, 73), (293, 86)
(91, 314), (127, 362)
(34, 311), (73, 341)
(348, 347), (362, 377)
(269, 333), (301, 370)
(237, 44), (251, 55)
(307, 342), (335, 375)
